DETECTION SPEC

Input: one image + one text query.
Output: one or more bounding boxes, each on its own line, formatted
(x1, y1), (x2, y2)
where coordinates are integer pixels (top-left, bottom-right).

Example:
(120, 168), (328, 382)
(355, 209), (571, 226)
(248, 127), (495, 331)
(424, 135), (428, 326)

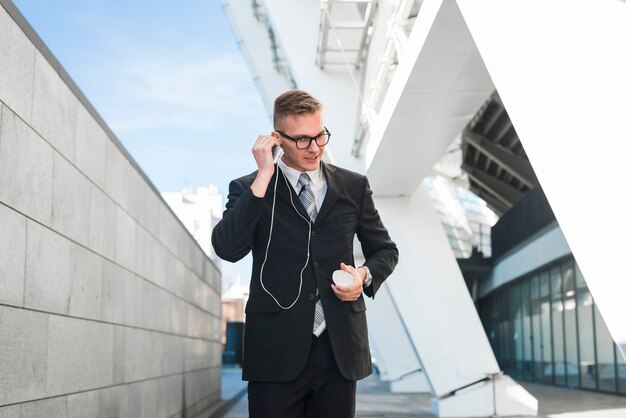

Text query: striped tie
(298, 173), (325, 336)
(297, 173), (318, 223)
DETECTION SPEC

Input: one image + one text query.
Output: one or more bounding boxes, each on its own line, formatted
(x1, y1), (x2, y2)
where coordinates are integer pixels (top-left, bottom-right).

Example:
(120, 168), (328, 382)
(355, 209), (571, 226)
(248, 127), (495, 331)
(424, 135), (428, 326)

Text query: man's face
(275, 111), (326, 172)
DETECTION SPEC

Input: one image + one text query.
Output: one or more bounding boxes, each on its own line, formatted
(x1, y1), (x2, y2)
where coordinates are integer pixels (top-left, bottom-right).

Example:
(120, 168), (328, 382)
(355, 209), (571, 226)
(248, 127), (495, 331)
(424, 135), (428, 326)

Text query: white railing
(352, 0), (422, 157)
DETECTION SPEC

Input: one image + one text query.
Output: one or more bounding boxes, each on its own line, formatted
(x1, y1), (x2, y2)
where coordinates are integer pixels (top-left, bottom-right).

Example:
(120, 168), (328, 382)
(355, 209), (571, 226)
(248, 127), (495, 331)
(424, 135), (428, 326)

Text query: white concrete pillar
(220, 0), (293, 113)
(456, 0), (626, 361)
(365, 283), (430, 393)
(373, 187), (537, 416)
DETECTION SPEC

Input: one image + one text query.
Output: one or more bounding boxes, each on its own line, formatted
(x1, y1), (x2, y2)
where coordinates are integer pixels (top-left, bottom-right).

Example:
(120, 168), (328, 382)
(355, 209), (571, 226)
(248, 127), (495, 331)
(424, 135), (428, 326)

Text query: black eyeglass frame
(275, 126), (331, 150)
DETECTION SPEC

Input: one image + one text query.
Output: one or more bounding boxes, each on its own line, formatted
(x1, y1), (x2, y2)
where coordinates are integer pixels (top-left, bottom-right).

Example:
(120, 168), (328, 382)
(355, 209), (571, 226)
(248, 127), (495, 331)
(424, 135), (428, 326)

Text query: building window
(617, 346), (626, 394)
(479, 257), (625, 395)
(562, 261), (578, 388)
(576, 262), (597, 390)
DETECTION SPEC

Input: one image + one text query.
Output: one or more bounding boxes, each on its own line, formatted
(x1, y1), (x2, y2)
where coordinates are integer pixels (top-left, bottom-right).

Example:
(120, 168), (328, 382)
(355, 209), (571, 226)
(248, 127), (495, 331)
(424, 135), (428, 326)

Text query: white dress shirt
(277, 157), (328, 212)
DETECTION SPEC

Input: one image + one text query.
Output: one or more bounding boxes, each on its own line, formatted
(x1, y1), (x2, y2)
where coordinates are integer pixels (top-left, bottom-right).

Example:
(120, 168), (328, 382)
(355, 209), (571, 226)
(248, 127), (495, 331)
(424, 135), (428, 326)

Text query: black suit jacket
(211, 162), (398, 382)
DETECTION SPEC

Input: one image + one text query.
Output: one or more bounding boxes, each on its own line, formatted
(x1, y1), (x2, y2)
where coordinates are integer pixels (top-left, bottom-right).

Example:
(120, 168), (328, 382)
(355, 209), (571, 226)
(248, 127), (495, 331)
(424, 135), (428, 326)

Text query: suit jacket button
(311, 231), (317, 237)
(308, 294), (315, 301)
(313, 262), (319, 268)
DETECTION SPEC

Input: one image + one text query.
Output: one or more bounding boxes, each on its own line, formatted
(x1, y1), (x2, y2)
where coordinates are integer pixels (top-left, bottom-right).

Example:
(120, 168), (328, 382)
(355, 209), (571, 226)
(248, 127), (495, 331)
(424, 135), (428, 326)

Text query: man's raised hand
(250, 134), (280, 197)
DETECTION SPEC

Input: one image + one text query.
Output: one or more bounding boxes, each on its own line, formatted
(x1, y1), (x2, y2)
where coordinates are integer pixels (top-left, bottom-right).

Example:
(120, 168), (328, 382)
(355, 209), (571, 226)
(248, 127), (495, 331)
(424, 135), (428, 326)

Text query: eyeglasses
(275, 127), (331, 150)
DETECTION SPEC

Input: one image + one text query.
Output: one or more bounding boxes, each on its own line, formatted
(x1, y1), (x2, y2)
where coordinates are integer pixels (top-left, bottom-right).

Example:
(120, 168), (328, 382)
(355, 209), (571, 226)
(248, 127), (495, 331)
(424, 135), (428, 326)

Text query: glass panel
(562, 261), (579, 387)
(540, 271), (550, 298)
(500, 319), (511, 372)
(541, 300), (553, 382)
(576, 263), (589, 291)
(513, 285), (524, 378)
(503, 289), (517, 378)
(617, 346), (626, 394)
(551, 266), (566, 385)
(531, 272), (553, 382)
(493, 296), (502, 362)
(595, 305), (617, 392)
(576, 262), (596, 389)
(522, 281), (533, 380)
(531, 299), (543, 380)
(531, 275), (539, 300)
(530, 275), (539, 380)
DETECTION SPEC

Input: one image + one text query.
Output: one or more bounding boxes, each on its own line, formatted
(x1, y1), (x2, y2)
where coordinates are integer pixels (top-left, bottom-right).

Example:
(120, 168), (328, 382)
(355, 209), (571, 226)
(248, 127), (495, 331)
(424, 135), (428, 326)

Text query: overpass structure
(222, 0), (626, 416)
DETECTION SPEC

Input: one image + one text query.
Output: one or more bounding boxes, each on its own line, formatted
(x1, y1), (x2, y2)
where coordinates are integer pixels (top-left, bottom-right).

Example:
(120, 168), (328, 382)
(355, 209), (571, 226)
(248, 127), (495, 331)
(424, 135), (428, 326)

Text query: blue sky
(13, 0), (263, 281)
(13, 0), (268, 197)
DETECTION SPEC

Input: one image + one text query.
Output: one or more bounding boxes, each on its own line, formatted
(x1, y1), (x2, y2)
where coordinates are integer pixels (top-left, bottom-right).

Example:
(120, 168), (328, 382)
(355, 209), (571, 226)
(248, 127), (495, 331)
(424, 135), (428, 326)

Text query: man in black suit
(212, 90), (398, 418)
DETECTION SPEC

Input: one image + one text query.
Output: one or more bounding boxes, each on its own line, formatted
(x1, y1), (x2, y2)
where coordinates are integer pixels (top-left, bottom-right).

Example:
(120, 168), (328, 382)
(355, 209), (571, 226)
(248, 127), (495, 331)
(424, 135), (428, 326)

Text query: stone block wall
(0, 1), (222, 416)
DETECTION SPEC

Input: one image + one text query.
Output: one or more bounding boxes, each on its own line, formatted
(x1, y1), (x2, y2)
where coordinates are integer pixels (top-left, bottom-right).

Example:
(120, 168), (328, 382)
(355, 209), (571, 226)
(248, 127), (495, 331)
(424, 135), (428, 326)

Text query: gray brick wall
(0, 2), (222, 416)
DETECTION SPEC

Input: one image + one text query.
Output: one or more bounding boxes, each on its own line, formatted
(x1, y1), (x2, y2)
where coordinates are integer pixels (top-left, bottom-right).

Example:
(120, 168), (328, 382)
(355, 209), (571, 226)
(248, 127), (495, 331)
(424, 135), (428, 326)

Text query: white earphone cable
(259, 166), (312, 310)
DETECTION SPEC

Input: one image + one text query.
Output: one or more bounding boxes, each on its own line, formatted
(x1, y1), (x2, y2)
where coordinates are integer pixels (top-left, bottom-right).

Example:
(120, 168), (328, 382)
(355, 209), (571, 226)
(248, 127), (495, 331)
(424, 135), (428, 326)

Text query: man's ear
(271, 131), (282, 146)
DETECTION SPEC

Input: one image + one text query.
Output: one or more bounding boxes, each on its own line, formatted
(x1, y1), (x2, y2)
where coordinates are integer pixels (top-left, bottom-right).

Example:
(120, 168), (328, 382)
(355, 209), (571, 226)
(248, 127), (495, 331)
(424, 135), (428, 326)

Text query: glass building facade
(479, 256), (626, 395)
(424, 176), (497, 258)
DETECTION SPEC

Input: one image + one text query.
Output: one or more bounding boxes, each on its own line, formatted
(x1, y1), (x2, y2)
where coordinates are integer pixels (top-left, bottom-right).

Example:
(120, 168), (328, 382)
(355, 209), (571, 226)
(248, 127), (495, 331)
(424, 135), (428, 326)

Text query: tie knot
(298, 173), (312, 187)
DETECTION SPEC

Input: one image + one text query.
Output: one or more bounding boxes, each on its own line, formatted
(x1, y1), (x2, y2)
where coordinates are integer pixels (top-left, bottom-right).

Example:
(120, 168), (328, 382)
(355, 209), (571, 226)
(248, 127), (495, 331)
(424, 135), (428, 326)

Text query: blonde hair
(273, 90), (322, 129)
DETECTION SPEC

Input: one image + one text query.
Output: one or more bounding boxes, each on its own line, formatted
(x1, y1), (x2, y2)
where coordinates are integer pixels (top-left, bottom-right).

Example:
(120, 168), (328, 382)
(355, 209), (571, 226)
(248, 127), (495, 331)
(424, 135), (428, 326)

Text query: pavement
(214, 367), (626, 418)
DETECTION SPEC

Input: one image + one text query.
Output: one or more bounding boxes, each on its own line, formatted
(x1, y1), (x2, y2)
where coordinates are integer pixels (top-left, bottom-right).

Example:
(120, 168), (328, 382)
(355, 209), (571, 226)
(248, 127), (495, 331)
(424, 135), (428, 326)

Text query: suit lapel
(315, 162), (343, 226)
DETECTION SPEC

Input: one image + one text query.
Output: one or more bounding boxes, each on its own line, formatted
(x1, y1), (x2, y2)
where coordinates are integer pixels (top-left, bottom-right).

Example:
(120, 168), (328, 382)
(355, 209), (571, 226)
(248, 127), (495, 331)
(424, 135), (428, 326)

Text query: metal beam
(463, 164), (523, 209)
(464, 130), (537, 188)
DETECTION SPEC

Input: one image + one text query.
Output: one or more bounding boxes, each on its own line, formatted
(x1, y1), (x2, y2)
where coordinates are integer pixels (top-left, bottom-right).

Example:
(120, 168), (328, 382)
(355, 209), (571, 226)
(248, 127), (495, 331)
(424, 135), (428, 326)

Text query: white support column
(365, 283), (430, 393)
(220, 0), (293, 114)
(374, 187), (537, 417)
(455, 0), (626, 362)
(364, 0), (494, 196)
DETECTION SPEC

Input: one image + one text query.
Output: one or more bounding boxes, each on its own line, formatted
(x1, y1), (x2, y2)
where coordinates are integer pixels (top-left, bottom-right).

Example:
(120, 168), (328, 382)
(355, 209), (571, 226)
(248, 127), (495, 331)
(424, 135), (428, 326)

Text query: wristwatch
(359, 265), (372, 287)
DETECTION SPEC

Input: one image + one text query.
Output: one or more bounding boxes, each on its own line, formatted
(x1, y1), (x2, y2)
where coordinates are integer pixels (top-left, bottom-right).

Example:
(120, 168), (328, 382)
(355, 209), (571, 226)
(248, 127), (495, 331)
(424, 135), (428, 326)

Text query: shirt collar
(277, 157), (324, 187)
